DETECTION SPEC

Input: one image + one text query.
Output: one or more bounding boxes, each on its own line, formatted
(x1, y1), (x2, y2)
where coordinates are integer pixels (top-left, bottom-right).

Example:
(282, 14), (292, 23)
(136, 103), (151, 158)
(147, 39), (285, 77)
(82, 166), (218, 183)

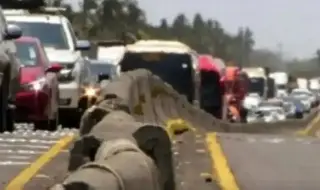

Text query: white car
(257, 106), (286, 123)
(291, 88), (317, 105)
(242, 93), (262, 110)
(4, 8), (92, 125)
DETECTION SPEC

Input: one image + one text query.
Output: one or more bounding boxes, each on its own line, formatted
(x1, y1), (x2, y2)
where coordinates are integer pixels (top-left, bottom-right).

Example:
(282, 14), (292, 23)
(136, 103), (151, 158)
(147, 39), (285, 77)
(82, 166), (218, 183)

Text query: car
(89, 59), (119, 85)
(282, 101), (298, 118)
(283, 96), (307, 117)
(0, 7), (22, 132)
(289, 94), (312, 113)
(14, 36), (62, 130)
(242, 93), (262, 111)
(290, 88), (317, 107)
(4, 8), (92, 126)
(259, 99), (284, 108)
(246, 110), (264, 123)
(257, 106), (286, 123)
(77, 59), (120, 111)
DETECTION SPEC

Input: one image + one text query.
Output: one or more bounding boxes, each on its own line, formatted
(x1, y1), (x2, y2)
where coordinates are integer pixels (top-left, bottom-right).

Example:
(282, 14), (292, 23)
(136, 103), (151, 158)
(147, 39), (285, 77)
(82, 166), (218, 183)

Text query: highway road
(206, 132), (320, 190)
(0, 124), (76, 190)
(1, 123), (320, 190)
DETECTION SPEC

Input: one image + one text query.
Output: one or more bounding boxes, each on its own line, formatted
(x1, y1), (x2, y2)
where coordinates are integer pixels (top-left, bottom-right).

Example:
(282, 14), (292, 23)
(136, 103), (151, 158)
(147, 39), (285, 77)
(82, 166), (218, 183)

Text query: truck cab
(242, 67), (268, 100)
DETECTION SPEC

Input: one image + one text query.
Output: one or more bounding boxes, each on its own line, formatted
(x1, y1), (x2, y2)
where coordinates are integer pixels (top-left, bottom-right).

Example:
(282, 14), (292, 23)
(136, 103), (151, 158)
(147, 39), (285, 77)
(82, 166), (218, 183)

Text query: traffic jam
(0, 0), (318, 135)
(0, 1), (118, 133)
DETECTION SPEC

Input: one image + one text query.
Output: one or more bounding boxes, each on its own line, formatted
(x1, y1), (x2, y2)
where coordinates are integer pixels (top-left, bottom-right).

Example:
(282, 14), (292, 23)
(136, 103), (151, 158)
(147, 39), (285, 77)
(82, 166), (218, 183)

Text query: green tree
(64, 0), (256, 62)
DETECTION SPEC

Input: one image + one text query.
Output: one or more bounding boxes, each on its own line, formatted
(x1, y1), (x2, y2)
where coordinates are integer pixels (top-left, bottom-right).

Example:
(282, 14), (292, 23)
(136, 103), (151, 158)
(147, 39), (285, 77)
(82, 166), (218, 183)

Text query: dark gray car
(0, 7), (22, 132)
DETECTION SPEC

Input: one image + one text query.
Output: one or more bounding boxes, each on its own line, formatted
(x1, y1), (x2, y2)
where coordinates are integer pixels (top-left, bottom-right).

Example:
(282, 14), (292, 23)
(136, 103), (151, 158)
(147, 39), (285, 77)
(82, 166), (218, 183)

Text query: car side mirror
(46, 63), (63, 73)
(98, 73), (110, 82)
(75, 40), (91, 51)
(4, 24), (22, 40)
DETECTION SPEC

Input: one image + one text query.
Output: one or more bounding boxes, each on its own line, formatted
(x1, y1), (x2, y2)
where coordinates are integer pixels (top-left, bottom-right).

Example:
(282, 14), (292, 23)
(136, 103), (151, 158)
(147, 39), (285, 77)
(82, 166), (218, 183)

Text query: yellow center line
(296, 114), (320, 136)
(5, 135), (74, 190)
(206, 132), (240, 190)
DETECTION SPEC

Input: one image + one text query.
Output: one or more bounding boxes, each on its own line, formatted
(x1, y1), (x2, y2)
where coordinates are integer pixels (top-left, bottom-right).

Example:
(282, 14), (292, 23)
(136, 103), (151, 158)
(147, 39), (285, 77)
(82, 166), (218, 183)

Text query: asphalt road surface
(210, 132), (320, 190)
(2, 124), (320, 190)
(0, 124), (77, 190)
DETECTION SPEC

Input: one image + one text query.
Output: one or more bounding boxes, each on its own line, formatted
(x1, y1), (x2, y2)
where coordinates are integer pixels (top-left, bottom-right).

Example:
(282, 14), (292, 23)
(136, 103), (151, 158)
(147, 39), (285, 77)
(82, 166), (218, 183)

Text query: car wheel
(46, 89), (59, 131)
(48, 116), (58, 131)
(34, 118), (57, 131)
(6, 107), (14, 132)
(295, 112), (303, 119)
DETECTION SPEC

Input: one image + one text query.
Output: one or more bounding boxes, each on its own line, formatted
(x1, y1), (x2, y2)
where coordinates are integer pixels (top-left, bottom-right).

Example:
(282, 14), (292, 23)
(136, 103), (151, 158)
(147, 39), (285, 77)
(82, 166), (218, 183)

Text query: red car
(14, 36), (62, 131)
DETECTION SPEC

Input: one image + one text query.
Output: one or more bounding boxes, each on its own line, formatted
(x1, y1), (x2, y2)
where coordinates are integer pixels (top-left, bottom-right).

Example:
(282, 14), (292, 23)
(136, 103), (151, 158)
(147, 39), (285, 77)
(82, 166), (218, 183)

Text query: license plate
(59, 98), (70, 105)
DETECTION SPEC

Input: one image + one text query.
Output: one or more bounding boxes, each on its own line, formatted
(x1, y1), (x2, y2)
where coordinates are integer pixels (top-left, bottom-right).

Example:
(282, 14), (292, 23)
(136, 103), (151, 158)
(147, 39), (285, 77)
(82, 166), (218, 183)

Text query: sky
(70, 0), (320, 59)
(137, 0), (320, 59)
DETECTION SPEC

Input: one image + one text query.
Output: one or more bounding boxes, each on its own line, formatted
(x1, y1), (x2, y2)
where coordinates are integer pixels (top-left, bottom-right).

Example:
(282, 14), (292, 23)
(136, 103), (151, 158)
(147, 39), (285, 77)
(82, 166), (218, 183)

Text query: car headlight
(264, 116), (273, 122)
(247, 117), (256, 122)
(58, 69), (75, 83)
(84, 87), (100, 97)
(21, 77), (46, 91)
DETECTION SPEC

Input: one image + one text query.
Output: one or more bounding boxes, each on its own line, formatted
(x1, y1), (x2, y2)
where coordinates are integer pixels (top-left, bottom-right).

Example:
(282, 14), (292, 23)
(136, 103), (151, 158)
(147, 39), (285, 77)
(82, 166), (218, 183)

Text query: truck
(241, 67), (269, 99)
(198, 54), (224, 119)
(269, 72), (289, 97)
(223, 66), (249, 122)
(297, 78), (308, 89)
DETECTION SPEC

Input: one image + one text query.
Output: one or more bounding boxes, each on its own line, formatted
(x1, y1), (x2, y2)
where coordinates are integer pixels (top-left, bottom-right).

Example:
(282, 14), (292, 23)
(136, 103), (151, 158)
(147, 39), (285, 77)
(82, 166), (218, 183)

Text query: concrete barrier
(52, 139), (161, 190)
(54, 69), (316, 190)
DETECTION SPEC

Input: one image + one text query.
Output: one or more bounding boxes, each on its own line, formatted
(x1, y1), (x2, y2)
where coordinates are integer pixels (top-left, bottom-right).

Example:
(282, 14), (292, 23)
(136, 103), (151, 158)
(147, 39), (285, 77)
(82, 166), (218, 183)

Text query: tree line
(52, 0), (320, 77)
(52, 0), (254, 65)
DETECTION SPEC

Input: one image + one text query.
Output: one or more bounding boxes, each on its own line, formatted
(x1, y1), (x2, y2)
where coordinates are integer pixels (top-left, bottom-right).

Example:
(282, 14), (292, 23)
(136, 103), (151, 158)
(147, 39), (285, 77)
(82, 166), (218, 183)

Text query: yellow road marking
(296, 114), (320, 136)
(166, 119), (195, 139)
(206, 132), (240, 190)
(6, 135), (74, 190)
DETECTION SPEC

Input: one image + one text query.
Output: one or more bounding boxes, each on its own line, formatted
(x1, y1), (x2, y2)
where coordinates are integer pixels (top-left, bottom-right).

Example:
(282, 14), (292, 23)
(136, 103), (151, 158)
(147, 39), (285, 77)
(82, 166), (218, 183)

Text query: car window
(8, 21), (69, 50)
(39, 42), (49, 67)
(14, 41), (39, 66)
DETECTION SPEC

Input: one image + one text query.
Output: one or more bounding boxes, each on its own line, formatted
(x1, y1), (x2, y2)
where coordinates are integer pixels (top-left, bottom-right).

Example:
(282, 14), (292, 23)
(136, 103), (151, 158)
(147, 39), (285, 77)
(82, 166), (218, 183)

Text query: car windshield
(9, 21), (69, 50)
(14, 41), (39, 66)
(248, 77), (264, 96)
(90, 62), (114, 76)
(120, 52), (194, 102)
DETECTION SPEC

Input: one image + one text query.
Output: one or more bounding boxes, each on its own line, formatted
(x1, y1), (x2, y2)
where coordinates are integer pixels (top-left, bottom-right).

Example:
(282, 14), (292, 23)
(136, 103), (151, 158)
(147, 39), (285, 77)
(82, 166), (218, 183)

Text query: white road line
(0, 161), (30, 166)
(0, 138), (57, 144)
(0, 143), (50, 149)
(0, 149), (45, 154)
(5, 156), (31, 160)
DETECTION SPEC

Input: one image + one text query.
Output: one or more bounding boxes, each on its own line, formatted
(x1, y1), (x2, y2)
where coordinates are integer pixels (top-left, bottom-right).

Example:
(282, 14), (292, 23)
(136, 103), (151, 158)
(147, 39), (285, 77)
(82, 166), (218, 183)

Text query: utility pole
(239, 27), (245, 69)
(277, 43), (284, 71)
